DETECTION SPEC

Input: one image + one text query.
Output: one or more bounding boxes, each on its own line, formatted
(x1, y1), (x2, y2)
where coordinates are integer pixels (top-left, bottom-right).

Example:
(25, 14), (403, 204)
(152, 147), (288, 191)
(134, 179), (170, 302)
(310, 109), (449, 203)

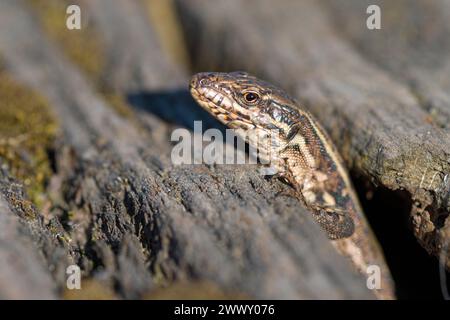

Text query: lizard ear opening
(286, 124), (301, 142)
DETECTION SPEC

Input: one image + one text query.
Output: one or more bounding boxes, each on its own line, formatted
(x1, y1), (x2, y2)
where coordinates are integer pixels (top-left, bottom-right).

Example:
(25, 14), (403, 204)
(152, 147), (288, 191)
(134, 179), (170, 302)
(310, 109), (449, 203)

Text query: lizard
(190, 71), (395, 299)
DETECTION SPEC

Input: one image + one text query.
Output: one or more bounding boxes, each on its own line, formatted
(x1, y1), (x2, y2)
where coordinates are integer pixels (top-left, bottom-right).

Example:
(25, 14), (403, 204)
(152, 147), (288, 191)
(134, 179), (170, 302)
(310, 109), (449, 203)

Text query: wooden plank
(0, 0), (375, 299)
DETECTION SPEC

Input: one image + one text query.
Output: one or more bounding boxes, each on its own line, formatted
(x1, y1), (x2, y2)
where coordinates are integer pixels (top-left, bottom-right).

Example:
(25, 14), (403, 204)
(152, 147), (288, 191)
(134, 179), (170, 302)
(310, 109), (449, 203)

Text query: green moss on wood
(0, 70), (58, 208)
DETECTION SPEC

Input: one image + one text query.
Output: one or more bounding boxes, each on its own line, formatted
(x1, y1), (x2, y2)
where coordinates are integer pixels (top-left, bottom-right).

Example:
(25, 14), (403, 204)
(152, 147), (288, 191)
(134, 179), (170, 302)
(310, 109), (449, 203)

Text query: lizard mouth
(190, 85), (232, 112)
(190, 85), (255, 130)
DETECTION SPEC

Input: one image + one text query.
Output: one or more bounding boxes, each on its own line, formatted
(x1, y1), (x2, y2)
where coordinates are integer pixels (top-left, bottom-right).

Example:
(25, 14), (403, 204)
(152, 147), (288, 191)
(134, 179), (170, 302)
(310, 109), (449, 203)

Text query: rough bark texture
(0, 168), (59, 299)
(175, 0), (450, 269)
(0, 0), (378, 299)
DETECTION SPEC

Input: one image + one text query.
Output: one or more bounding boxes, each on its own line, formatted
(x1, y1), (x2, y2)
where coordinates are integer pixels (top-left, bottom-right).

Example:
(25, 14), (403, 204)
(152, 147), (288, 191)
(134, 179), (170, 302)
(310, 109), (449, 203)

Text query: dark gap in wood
(353, 173), (449, 299)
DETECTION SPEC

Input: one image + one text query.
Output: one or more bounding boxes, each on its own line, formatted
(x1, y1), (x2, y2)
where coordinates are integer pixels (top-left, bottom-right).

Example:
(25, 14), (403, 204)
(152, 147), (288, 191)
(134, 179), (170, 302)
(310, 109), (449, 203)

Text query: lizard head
(190, 71), (300, 132)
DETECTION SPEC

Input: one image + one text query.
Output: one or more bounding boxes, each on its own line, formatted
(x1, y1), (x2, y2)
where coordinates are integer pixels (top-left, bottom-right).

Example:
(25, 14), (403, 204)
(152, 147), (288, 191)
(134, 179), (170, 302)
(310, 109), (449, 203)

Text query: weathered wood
(0, 0), (375, 299)
(0, 167), (60, 299)
(84, 0), (185, 91)
(175, 0), (450, 270)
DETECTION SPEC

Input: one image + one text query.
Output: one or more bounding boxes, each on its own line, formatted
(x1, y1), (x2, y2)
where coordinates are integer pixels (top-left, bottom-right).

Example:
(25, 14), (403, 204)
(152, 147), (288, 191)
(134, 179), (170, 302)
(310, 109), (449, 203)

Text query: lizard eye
(243, 91), (260, 104)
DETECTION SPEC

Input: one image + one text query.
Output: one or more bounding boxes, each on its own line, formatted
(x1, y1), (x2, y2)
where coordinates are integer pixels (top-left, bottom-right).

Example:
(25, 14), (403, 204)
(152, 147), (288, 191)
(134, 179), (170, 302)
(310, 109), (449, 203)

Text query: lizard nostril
(191, 73), (212, 89)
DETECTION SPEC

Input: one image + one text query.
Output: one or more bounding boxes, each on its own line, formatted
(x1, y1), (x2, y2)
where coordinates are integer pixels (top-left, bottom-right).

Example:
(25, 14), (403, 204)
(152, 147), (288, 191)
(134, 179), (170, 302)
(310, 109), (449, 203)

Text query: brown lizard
(190, 71), (395, 299)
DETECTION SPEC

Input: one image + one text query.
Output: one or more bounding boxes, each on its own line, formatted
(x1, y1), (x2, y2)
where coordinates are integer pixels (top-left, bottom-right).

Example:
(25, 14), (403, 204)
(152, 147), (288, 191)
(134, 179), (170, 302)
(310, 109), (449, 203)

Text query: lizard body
(190, 71), (394, 299)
